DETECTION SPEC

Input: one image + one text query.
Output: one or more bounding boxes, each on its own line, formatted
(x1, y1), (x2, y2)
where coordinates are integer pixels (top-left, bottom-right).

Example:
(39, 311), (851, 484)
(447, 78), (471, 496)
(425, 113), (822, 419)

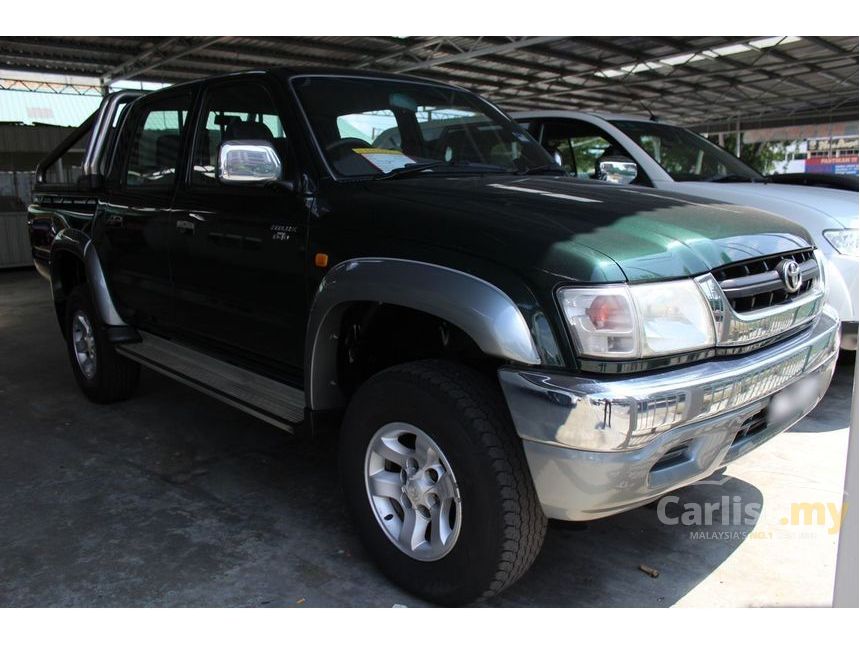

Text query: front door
(169, 79), (308, 371)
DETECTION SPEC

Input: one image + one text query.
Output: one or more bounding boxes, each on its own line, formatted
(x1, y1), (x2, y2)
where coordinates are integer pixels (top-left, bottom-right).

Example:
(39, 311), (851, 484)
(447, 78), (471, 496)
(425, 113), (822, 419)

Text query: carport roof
(0, 36), (856, 131)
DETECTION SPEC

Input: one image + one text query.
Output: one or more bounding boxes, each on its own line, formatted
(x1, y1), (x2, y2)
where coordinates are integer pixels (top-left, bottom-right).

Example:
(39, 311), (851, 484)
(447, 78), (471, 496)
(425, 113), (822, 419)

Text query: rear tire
(65, 285), (140, 403)
(339, 360), (546, 605)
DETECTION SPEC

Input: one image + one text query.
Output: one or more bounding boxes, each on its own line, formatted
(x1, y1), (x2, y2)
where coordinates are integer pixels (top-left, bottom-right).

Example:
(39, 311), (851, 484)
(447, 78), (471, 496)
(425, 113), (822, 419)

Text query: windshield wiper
(514, 164), (567, 176)
(373, 161), (447, 180)
(707, 173), (758, 183)
(373, 160), (509, 180)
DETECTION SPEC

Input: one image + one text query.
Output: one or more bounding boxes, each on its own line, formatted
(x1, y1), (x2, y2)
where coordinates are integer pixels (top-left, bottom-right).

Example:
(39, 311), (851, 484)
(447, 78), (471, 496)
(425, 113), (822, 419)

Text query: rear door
(169, 78), (308, 371)
(94, 88), (196, 330)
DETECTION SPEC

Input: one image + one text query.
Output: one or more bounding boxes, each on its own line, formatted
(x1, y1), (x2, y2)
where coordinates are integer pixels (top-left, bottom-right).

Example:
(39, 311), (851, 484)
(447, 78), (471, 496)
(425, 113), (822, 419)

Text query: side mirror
(597, 156), (638, 185)
(218, 140), (283, 184)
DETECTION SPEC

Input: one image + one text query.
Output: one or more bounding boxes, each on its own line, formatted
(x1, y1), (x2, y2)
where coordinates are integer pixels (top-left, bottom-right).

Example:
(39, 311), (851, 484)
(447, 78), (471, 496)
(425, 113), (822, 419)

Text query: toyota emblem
(779, 259), (803, 293)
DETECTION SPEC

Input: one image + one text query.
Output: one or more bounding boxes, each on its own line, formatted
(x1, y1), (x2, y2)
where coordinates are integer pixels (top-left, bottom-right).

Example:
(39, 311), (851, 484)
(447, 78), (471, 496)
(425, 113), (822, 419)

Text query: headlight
(558, 279), (716, 359)
(823, 229), (859, 256)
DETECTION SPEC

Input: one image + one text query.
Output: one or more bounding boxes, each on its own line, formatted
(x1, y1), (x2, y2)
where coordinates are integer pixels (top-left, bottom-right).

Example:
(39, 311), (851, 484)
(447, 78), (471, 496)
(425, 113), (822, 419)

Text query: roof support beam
(395, 36), (568, 72)
(101, 36), (230, 84)
(0, 36), (855, 131)
(803, 36), (851, 56)
(692, 103), (860, 132)
(0, 73), (103, 95)
(471, 37), (759, 104)
(100, 36), (183, 83)
(354, 37), (450, 69)
(492, 51), (856, 104)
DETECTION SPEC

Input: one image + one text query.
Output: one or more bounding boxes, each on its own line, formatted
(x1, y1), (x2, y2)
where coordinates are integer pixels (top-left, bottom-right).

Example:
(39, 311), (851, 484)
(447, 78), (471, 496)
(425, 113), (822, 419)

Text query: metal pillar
(735, 115), (742, 157)
(834, 358), (859, 607)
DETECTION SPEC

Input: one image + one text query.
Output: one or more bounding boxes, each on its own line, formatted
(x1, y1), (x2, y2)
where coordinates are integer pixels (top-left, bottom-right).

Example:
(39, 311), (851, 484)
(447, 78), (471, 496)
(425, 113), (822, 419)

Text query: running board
(117, 332), (305, 433)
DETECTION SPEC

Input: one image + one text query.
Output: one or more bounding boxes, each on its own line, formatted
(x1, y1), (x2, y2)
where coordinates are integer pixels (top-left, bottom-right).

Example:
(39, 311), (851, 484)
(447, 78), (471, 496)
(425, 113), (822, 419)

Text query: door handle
(105, 214), (124, 228)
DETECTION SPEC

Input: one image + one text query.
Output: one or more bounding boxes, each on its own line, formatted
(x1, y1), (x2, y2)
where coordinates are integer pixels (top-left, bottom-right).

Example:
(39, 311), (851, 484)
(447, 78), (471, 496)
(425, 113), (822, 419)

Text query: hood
(334, 175), (814, 283)
(659, 181), (859, 230)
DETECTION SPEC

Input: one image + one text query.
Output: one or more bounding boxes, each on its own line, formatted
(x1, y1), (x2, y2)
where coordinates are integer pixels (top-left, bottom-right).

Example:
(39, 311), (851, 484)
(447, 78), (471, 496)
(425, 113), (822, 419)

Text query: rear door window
(124, 94), (192, 189)
(42, 120), (94, 185)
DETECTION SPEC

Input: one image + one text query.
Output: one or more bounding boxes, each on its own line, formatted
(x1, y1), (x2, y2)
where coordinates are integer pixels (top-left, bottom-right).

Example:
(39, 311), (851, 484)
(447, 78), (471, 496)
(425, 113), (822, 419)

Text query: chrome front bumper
(498, 309), (840, 521)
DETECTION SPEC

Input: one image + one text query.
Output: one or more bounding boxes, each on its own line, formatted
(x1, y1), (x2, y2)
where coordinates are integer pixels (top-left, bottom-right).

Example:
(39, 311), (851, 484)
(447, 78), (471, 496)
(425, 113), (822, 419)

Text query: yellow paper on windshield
(353, 148), (415, 173)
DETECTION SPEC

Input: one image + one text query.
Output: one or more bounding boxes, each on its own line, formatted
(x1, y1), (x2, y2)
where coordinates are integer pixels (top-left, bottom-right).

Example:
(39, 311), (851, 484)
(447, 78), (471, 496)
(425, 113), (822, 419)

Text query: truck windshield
(292, 76), (557, 178)
(611, 120), (763, 183)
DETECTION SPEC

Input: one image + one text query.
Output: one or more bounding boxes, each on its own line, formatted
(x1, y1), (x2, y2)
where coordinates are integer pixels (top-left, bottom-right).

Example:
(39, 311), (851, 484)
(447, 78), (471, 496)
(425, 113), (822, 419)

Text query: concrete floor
(0, 268), (853, 607)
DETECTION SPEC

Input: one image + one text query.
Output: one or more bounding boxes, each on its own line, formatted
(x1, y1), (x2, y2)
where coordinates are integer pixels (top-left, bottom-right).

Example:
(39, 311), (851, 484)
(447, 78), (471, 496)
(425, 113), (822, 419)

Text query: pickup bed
(29, 68), (840, 605)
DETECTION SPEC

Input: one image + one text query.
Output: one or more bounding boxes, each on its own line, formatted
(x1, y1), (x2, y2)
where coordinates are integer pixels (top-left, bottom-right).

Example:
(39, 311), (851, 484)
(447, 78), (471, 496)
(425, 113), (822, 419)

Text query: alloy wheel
(72, 310), (98, 380)
(364, 422), (462, 561)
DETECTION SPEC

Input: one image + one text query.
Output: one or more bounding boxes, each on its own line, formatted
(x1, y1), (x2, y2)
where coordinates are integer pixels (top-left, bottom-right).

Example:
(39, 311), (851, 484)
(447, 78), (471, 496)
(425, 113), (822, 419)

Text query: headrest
(156, 134), (180, 168)
(225, 121), (274, 141)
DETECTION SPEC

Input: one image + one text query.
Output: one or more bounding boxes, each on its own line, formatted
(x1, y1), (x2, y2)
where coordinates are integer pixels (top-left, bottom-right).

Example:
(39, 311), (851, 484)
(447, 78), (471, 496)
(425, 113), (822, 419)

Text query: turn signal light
(586, 295), (631, 330)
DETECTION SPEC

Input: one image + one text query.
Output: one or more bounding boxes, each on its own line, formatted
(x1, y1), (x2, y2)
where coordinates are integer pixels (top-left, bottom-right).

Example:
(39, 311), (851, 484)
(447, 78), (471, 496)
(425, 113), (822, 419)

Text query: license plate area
(768, 372), (821, 426)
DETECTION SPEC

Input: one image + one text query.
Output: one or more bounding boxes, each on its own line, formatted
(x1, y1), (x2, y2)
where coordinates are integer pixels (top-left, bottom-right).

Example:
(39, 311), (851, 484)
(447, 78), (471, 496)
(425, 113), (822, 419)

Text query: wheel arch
(49, 229), (126, 333)
(304, 257), (544, 411)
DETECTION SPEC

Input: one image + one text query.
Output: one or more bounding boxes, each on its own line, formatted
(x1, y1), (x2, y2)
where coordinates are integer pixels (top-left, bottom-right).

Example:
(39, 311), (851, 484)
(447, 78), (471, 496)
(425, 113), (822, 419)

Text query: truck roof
(136, 67), (459, 95)
(512, 109), (664, 124)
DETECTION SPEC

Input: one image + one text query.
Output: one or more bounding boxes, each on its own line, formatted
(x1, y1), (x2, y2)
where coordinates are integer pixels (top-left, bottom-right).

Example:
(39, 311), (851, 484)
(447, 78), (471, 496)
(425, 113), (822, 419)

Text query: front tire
(65, 285), (140, 403)
(339, 360), (546, 605)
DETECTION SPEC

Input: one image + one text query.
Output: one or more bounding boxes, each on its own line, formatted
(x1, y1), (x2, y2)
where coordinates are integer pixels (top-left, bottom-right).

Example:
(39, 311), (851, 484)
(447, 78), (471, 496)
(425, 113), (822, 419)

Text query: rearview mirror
(597, 156), (638, 185)
(218, 140), (283, 184)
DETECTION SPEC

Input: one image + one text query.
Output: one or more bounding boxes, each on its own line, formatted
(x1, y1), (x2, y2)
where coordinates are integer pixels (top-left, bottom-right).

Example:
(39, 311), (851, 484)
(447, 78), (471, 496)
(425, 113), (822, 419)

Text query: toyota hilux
(29, 69), (839, 605)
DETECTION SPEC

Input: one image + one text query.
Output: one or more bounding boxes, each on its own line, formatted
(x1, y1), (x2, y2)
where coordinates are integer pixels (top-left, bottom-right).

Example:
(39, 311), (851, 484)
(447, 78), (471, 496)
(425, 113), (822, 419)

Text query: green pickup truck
(28, 69), (840, 605)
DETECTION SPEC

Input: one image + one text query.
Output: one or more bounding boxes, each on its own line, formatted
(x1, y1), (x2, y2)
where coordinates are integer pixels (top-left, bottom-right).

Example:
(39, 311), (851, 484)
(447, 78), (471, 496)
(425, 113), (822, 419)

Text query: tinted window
(191, 82), (287, 186)
(337, 109), (397, 142)
(611, 120), (762, 182)
(541, 121), (621, 179)
(43, 122), (93, 185)
(293, 76), (553, 178)
(125, 94), (191, 188)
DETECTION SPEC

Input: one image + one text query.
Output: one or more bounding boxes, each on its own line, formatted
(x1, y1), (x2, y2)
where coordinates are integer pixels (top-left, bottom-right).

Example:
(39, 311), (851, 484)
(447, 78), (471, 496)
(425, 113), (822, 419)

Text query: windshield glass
(611, 120), (762, 182)
(292, 76), (555, 178)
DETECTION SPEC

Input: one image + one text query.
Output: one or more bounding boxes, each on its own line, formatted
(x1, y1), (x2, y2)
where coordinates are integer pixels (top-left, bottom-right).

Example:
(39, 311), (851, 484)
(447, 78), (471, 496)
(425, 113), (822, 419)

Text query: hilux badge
(271, 224), (298, 241)
(779, 259), (803, 293)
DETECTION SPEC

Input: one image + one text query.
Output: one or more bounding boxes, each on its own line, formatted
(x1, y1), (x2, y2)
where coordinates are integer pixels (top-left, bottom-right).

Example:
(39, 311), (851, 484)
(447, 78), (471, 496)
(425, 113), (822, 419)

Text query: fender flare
(304, 257), (542, 410)
(50, 228), (126, 328)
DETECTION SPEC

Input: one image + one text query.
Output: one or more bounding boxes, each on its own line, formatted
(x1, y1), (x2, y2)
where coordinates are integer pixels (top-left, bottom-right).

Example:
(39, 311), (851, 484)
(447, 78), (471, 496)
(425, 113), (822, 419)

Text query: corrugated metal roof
(0, 89), (100, 127)
(0, 36), (856, 130)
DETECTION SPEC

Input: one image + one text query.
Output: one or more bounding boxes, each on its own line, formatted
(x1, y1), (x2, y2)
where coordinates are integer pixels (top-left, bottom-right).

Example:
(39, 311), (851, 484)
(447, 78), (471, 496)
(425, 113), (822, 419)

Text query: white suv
(514, 110), (859, 349)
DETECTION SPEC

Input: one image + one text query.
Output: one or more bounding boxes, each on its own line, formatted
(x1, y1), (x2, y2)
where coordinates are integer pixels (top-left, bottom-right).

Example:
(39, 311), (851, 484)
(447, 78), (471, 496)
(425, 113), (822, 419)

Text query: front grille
(713, 250), (817, 313)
